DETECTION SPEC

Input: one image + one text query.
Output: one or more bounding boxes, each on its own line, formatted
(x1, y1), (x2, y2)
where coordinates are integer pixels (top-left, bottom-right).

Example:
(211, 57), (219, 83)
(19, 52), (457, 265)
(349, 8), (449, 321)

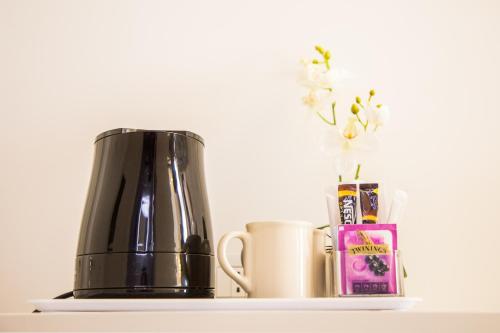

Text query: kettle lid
(95, 128), (204, 145)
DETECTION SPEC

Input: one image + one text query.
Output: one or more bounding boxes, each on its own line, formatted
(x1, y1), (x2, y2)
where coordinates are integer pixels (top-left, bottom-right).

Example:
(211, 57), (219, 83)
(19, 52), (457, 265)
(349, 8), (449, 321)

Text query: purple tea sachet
(337, 224), (398, 295)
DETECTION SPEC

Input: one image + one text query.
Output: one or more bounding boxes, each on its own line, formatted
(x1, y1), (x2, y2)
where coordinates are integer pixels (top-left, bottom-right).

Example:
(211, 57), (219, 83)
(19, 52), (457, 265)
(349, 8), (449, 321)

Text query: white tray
(30, 297), (421, 312)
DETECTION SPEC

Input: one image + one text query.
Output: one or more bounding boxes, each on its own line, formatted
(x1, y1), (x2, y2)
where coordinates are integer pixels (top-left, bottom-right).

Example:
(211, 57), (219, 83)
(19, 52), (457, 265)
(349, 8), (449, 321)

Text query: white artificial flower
(298, 59), (336, 90)
(375, 105), (390, 126)
(366, 103), (390, 129)
(321, 117), (380, 176)
(302, 90), (320, 108)
(325, 122), (361, 176)
(324, 117), (361, 155)
(342, 116), (358, 140)
(302, 89), (333, 112)
(298, 59), (352, 91)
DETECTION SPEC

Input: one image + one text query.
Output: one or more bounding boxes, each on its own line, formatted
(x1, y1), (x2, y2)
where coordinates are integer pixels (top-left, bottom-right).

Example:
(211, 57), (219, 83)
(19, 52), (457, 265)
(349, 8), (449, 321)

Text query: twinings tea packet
(337, 224), (398, 295)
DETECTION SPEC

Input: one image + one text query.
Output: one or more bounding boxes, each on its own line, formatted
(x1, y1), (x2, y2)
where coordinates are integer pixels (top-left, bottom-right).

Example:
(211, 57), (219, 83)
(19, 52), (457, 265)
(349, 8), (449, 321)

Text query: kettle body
(74, 129), (214, 298)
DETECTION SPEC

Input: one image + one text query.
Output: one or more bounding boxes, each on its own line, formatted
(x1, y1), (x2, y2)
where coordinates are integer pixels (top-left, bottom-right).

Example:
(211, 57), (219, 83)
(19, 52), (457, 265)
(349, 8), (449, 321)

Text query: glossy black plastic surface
(74, 253), (214, 298)
(74, 129), (214, 298)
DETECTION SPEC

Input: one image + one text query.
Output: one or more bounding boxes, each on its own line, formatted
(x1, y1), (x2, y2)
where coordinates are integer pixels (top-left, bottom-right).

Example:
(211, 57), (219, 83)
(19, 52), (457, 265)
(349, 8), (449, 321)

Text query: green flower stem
(355, 113), (368, 130)
(316, 111), (335, 126)
(316, 224), (330, 230)
(354, 164), (361, 180)
(338, 174), (342, 183)
(331, 102), (337, 125)
(316, 101), (337, 126)
(356, 101), (369, 130)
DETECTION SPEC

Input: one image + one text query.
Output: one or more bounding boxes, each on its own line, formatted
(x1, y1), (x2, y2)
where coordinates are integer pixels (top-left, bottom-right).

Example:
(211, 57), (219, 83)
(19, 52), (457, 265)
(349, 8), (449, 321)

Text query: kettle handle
(217, 231), (252, 294)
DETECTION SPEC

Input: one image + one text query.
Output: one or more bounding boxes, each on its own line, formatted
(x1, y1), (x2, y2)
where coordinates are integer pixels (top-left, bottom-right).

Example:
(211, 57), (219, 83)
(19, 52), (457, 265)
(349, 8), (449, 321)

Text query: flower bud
(351, 104), (360, 115)
(312, 59), (319, 64)
(315, 45), (325, 54)
(355, 96), (362, 104)
(324, 50), (331, 59)
(376, 104), (382, 108)
(369, 89), (376, 96)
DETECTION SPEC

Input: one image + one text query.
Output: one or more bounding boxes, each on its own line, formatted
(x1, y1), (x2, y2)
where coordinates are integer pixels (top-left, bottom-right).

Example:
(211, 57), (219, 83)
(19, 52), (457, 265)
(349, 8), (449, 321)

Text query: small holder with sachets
(325, 183), (408, 297)
(328, 224), (405, 297)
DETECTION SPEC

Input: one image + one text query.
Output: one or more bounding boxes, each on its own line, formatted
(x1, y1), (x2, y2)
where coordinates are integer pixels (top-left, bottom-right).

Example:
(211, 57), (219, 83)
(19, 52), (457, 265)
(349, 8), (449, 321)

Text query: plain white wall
(1, 0), (499, 312)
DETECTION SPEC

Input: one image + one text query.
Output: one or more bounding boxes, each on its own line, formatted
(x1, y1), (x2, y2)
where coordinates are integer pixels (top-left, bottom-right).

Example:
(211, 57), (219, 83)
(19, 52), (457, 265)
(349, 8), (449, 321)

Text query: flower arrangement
(299, 45), (390, 182)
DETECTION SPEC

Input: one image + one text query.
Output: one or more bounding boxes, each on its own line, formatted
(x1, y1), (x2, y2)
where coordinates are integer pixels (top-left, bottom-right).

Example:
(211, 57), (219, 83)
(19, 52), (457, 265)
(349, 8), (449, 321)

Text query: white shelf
(29, 297), (419, 312)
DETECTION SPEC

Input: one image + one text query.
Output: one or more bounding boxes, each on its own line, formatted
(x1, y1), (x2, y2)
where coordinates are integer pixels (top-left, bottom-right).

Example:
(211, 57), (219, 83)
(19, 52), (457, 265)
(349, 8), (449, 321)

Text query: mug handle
(217, 231), (252, 293)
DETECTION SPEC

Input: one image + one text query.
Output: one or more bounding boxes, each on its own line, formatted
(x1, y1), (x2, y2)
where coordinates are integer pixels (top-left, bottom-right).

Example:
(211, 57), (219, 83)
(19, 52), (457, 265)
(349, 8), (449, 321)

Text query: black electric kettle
(74, 129), (214, 298)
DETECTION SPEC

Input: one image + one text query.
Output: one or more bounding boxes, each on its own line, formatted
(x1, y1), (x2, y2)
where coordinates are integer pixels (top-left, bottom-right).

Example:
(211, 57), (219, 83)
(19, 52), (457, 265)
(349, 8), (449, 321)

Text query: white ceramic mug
(217, 220), (314, 298)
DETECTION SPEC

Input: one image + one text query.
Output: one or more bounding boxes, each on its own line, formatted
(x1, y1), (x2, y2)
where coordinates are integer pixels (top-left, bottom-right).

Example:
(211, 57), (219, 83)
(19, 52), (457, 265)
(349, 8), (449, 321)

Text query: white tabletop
(1, 311), (499, 332)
